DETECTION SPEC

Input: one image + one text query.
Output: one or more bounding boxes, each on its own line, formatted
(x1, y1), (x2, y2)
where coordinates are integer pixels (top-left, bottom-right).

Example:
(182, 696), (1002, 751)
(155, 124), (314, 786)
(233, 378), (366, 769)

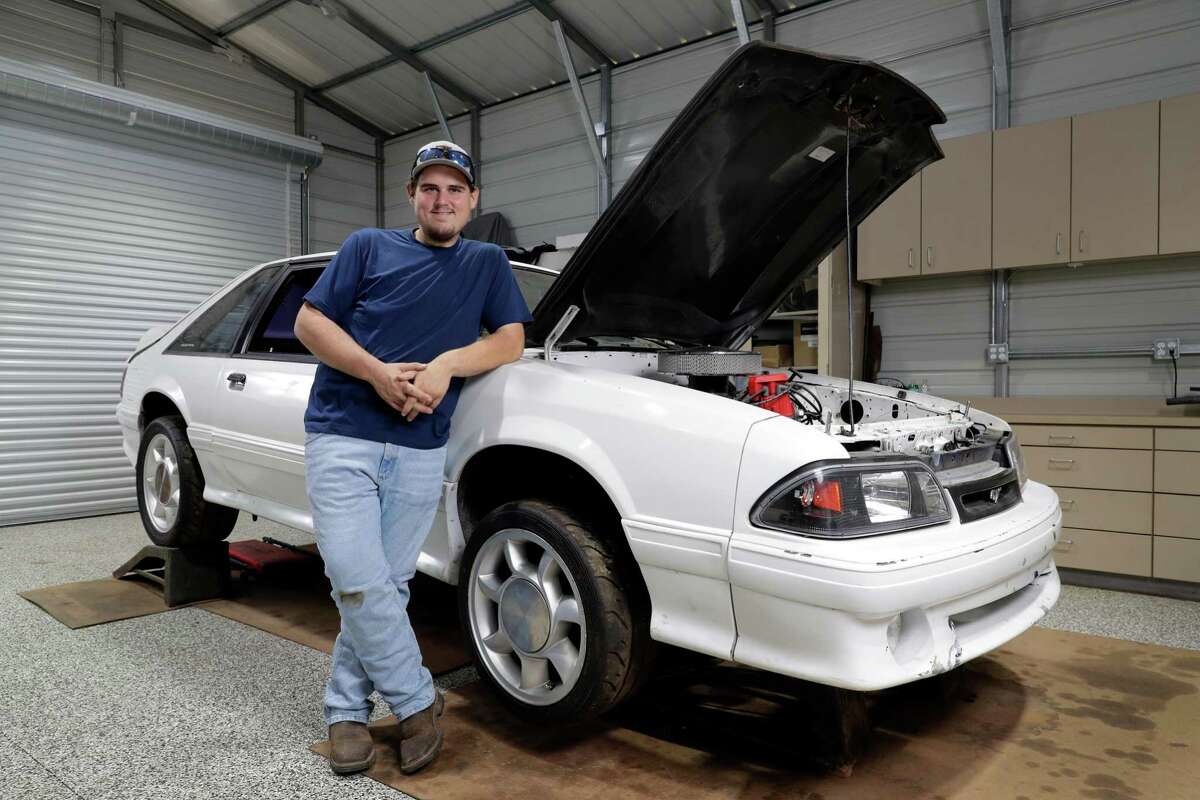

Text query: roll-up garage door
(0, 82), (315, 526)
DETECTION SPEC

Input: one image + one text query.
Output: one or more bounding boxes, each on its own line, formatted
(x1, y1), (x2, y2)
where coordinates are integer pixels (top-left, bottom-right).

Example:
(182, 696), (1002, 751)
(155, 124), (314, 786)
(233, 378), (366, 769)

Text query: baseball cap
(410, 140), (476, 186)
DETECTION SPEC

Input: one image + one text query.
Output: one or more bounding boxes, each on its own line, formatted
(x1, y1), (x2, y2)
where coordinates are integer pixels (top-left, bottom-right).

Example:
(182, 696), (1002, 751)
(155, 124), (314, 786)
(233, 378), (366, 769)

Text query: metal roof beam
(306, 0), (484, 107)
(217, 0), (293, 36)
(552, 20), (606, 212)
(313, 1), (531, 93)
(131, 0), (389, 138)
(528, 0), (614, 66)
(987, 0), (1011, 129)
(731, 0), (750, 46)
(746, 0), (776, 41)
(423, 72), (454, 142)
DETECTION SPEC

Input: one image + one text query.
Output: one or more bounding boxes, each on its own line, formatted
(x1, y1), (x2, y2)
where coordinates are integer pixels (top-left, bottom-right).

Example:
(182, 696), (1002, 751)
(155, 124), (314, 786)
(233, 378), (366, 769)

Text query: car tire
(458, 500), (651, 722)
(136, 415), (238, 547)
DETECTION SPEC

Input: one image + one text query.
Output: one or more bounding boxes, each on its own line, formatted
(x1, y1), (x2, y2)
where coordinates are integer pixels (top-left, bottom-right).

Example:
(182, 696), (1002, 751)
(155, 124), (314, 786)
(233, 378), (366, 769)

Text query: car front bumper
(727, 479), (1062, 691)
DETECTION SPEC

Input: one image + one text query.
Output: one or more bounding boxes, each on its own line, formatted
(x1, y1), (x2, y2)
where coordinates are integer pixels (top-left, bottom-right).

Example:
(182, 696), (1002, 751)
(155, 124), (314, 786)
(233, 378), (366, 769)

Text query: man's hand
(369, 362), (434, 416)
(402, 359), (453, 421)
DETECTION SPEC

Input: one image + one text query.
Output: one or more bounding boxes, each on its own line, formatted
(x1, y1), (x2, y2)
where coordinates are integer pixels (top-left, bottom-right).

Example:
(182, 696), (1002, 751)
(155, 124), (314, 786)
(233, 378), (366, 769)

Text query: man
(294, 141), (531, 775)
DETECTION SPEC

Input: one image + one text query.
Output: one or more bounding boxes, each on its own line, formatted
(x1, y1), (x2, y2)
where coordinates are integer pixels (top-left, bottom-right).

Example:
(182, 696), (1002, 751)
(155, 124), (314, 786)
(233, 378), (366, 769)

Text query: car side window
(167, 266), (282, 355)
(244, 266), (325, 357)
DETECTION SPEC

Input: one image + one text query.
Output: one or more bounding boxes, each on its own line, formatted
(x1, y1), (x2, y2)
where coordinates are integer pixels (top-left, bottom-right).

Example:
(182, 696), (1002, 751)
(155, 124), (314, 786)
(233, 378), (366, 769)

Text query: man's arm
(294, 302), (433, 414)
(403, 323), (525, 420)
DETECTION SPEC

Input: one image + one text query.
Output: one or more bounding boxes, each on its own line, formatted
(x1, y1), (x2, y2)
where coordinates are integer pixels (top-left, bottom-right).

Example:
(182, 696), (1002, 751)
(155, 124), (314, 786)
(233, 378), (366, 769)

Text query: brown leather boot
(328, 721), (376, 774)
(398, 692), (445, 774)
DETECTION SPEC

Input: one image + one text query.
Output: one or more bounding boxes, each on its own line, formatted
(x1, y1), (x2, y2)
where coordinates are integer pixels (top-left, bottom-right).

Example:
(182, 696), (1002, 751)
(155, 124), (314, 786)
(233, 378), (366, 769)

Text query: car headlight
(1004, 432), (1028, 490)
(751, 458), (951, 539)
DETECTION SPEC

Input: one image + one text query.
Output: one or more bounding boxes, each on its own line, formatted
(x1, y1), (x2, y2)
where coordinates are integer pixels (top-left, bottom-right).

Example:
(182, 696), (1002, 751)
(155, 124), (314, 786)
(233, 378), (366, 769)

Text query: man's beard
(419, 218), (460, 245)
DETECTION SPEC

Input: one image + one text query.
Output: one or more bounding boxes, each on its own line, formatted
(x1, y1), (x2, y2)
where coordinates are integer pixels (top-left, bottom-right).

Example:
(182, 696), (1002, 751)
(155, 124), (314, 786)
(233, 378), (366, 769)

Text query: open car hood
(528, 42), (946, 349)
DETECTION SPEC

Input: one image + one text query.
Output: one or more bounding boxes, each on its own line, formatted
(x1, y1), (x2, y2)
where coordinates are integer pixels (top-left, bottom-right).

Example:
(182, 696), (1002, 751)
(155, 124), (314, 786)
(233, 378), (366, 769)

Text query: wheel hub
(500, 578), (550, 653)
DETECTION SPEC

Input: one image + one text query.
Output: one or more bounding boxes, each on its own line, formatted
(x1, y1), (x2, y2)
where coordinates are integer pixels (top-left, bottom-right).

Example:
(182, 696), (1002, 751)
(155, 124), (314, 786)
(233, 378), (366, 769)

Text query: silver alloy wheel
(142, 433), (180, 533)
(467, 527), (587, 706)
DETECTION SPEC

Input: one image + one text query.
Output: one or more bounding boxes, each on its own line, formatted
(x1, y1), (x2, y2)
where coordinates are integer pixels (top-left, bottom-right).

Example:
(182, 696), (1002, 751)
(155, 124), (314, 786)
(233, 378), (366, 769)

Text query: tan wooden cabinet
(1160, 92), (1200, 255)
(856, 175), (921, 280)
(921, 132), (992, 274)
(1070, 101), (1159, 262)
(993, 118), (1071, 268)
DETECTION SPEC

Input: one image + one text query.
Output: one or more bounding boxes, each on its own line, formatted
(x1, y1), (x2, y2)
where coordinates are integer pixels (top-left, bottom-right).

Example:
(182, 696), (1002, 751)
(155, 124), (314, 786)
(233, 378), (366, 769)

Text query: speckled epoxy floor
(2, 512), (1198, 799)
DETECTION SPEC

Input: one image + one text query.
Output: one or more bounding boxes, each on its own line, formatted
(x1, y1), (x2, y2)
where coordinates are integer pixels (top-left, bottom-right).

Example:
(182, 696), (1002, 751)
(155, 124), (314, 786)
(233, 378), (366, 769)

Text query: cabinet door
(993, 118), (1071, 268)
(1071, 101), (1159, 262)
(1160, 92), (1200, 255)
(856, 175), (920, 280)
(921, 131), (992, 274)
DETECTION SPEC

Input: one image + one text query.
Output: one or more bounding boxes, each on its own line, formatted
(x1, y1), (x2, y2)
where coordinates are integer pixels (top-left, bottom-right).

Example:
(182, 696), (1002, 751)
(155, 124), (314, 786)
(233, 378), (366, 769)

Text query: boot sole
(400, 730), (444, 775)
(330, 749), (376, 775)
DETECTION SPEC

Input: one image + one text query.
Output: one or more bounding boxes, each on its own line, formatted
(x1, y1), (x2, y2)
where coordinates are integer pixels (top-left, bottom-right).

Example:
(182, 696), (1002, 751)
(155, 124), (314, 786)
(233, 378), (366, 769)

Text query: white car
(117, 43), (1061, 722)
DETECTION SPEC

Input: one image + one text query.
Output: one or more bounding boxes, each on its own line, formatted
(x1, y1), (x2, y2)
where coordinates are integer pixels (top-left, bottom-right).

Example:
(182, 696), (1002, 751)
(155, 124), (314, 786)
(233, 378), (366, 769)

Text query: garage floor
(3, 513), (1198, 800)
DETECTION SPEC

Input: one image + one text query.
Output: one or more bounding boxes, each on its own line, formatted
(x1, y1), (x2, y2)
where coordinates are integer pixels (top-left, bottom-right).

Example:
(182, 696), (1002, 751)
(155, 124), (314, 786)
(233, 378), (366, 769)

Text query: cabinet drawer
(1152, 536), (1200, 583)
(1155, 451), (1200, 495)
(1155, 428), (1200, 452)
(1024, 446), (1152, 491)
(1011, 424), (1151, 450)
(1055, 528), (1151, 576)
(1154, 494), (1200, 539)
(1055, 487), (1151, 534)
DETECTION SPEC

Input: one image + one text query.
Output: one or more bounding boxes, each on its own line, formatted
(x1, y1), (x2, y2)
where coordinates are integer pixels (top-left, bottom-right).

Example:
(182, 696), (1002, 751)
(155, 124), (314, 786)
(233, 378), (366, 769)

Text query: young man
(294, 141), (531, 775)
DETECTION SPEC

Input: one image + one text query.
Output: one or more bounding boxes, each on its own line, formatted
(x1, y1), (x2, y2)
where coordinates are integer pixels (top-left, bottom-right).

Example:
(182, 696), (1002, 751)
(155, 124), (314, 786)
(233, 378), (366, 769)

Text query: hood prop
(844, 107), (858, 435)
(544, 304), (580, 361)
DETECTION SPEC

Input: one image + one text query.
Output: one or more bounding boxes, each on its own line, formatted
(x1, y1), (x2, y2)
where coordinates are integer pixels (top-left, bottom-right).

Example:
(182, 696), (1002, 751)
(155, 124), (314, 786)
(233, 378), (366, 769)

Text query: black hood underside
(528, 41), (946, 349)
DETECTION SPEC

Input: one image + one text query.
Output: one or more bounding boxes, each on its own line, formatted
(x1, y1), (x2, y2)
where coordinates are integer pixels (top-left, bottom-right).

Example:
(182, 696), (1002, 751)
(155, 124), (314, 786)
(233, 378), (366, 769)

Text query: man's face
(407, 165), (478, 245)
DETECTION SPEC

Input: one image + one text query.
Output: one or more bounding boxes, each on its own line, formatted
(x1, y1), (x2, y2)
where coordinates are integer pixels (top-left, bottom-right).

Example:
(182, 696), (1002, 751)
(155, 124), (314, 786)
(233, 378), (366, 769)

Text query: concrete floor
(2, 511), (1198, 800)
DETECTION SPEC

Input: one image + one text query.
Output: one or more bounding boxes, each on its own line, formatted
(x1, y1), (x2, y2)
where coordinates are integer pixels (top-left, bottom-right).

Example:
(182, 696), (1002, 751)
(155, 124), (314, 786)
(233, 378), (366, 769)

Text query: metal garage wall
(304, 102), (378, 254)
(868, 274), (995, 395)
(1007, 257), (1200, 398)
(0, 0), (101, 82)
(0, 91), (307, 527)
(867, 0), (1200, 397)
(120, 26), (294, 133)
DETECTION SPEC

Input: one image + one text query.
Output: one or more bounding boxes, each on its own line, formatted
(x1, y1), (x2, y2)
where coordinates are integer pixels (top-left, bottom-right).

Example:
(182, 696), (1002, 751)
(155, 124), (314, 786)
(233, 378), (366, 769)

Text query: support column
(375, 138), (385, 228)
(987, 0), (1012, 397)
(552, 20), (608, 215)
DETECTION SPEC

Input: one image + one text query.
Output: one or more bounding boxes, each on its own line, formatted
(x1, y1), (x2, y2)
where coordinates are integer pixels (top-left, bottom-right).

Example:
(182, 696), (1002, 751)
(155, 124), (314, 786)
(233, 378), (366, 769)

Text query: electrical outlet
(1153, 338), (1181, 360)
(985, 342), (1009, 365)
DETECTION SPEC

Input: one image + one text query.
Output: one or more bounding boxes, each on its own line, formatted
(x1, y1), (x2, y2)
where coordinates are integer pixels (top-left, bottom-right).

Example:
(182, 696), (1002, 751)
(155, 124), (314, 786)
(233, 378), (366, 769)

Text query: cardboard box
(754, 344), (793, 368)
(792, 334), (818, 368)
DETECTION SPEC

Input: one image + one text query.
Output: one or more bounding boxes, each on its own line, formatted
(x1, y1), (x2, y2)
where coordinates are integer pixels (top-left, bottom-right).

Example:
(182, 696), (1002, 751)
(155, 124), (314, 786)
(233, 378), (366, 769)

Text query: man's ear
(406, 181), (416, 201)
(469, 186), (480, 211)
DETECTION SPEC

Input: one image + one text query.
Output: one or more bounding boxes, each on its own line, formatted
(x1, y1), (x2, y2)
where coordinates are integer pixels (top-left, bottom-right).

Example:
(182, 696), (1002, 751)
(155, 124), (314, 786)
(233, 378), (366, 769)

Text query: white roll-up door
(0, 93), (307, 527)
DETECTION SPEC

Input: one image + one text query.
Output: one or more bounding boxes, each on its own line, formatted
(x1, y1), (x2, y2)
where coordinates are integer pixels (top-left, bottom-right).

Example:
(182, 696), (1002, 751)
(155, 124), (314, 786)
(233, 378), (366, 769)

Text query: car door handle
(227, 373), (246, 391)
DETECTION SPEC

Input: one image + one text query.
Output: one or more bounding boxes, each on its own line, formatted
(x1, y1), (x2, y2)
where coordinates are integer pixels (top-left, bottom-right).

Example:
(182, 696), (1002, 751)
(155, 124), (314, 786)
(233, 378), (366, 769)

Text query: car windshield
(513, 266), (557, 312)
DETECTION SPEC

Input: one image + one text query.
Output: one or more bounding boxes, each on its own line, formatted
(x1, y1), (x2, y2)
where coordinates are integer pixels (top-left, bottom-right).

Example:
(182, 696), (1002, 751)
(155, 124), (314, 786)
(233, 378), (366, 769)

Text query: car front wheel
(136, 415), (238, 547)
(458, 500), (650, 722)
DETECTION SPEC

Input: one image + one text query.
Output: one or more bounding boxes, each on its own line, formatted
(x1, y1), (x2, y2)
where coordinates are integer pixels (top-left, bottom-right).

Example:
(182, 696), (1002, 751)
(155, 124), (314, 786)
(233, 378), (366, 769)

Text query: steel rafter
(302, 0), (484, 107)
(217, 0), (292, 36)
(131, 0), (390, 138)
(529, 0), (614, 66)
(986, 0), (1012, 397)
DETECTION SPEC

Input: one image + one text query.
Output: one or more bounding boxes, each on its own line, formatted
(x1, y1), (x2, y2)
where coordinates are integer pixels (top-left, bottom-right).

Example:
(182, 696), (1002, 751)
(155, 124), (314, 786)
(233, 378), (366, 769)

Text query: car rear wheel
(458, 500), (651, 722)
(136, 415), (238, 547)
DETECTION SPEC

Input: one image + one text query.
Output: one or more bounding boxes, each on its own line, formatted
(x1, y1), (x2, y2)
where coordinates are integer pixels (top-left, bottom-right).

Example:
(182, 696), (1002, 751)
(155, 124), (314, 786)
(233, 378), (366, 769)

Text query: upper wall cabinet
(993, 118), (1071, 269)
(1070, 101), (1159, 262)
(921, 131), (992, 275)
(1160, 91), (1200, 255)
(857, 175), (921, 280)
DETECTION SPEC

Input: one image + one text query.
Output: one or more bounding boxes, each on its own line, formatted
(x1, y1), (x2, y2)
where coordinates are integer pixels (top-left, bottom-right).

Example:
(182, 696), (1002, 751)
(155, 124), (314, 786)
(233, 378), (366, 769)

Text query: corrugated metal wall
(0, 0), (101, 81)
(303, 102), (378, 254)
(0, 92), (304, 526)
(868, 0), (1200, 397)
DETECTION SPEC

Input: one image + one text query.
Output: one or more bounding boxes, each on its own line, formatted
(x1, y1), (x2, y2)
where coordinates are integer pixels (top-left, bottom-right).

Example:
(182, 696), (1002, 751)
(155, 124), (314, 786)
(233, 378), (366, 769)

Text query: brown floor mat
(21, 547), (470, 675)
(19, 577), (180, 629)
(203, 571), (469, 675)
(312, 626), (1200, 800)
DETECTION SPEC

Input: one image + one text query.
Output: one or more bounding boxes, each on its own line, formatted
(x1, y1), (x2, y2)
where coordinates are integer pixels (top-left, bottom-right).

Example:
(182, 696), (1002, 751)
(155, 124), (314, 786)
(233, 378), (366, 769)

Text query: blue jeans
(304, 432), (447, 726)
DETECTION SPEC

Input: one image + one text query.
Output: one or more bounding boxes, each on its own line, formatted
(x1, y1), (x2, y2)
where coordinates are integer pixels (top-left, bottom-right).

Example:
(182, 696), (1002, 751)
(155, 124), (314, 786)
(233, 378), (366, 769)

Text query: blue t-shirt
(303, 227), (532, 449)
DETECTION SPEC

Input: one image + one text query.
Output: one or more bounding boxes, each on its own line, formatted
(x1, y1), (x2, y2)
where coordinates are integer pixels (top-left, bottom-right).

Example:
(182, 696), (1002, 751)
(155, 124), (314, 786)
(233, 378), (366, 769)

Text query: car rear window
(166, 266), (282, 355)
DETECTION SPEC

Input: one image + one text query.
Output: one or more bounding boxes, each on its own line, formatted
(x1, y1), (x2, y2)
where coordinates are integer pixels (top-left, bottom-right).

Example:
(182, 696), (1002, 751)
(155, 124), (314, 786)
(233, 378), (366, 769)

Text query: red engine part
(747, 373), (794, 417)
